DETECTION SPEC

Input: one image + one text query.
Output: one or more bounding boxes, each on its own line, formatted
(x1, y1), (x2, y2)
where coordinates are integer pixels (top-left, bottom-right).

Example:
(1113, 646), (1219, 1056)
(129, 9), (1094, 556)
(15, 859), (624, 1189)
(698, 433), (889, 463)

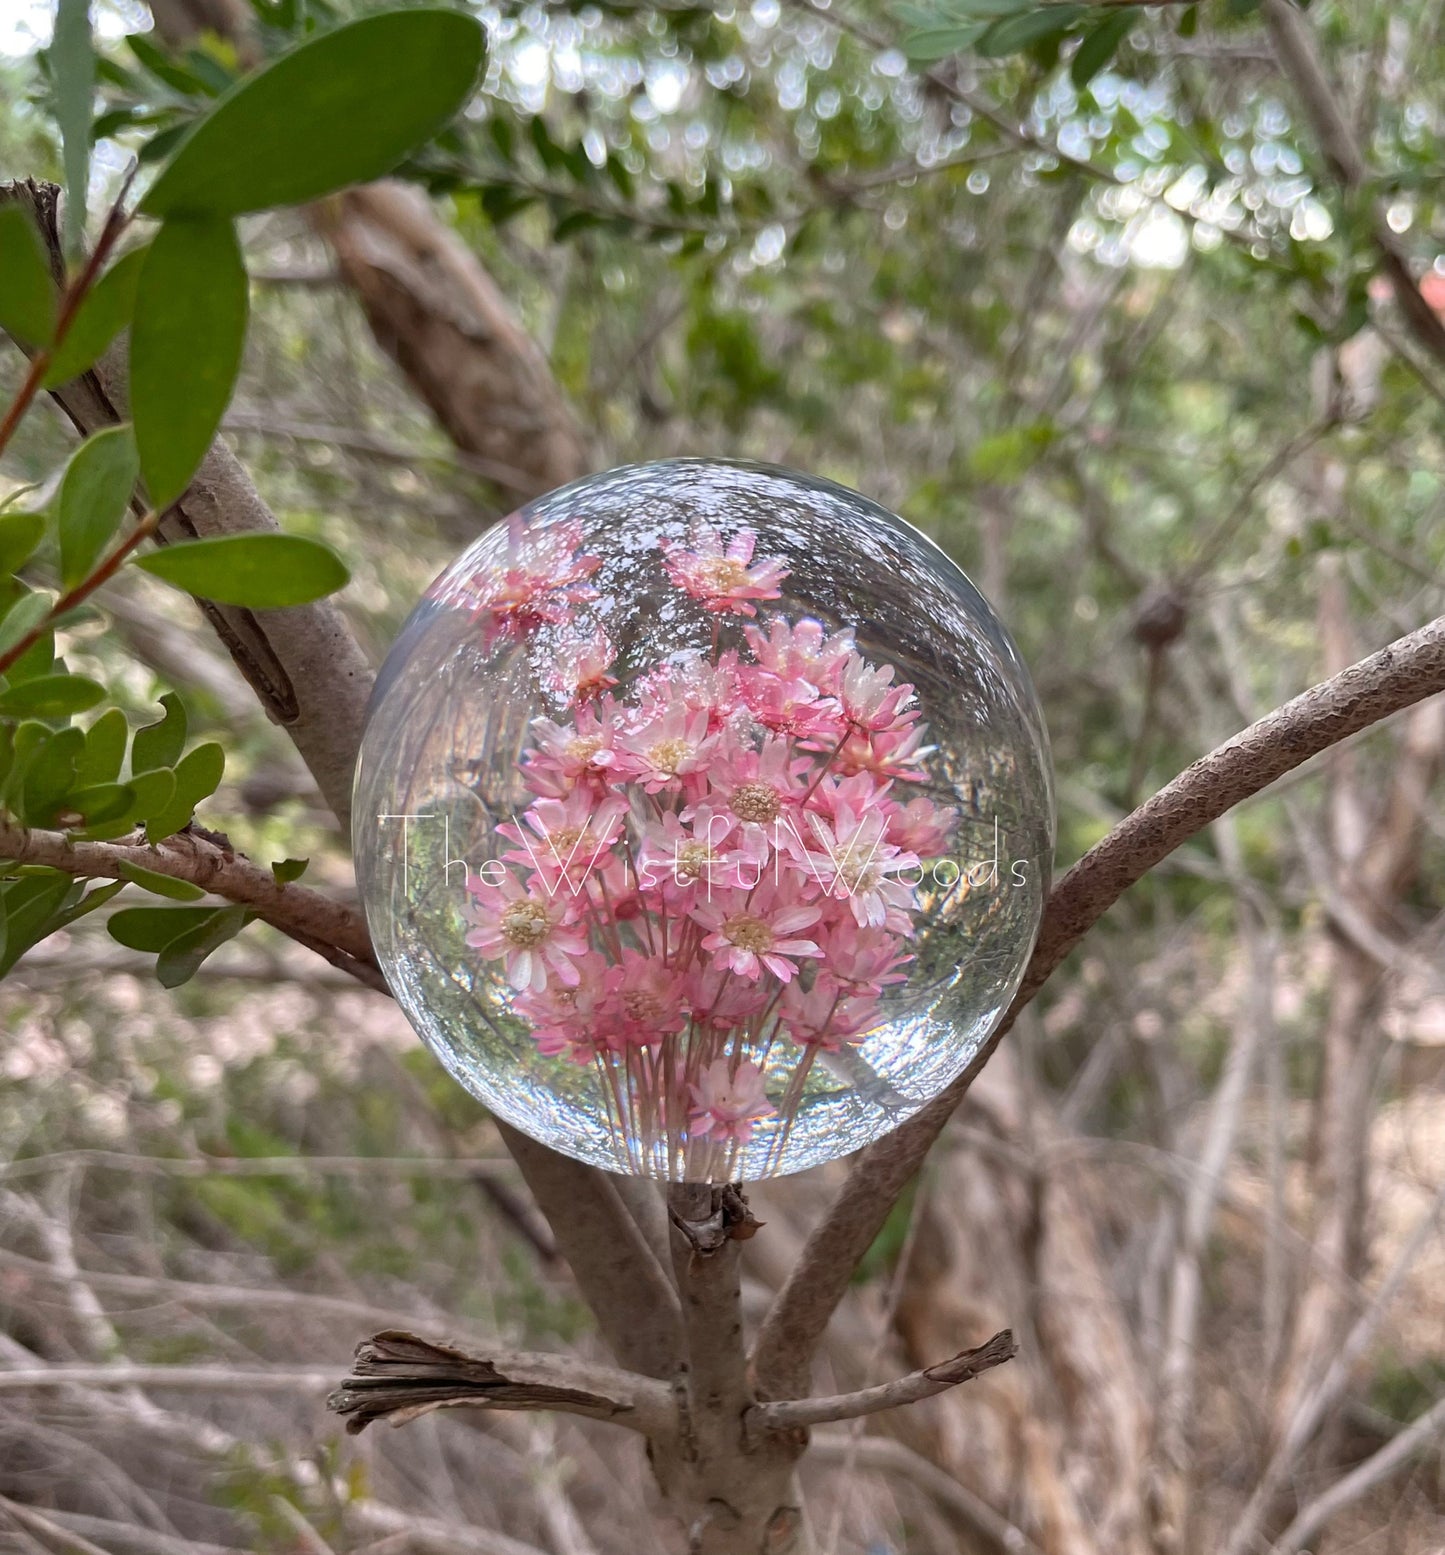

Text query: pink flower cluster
(458, 519), (956, 1176)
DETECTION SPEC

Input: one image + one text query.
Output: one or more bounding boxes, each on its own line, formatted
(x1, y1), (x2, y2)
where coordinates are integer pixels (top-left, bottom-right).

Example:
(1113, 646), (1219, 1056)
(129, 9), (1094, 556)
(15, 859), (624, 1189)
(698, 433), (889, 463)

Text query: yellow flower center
(698, 557), (749, 592)
(729, 781), (780, 823)
(544, 825), (584, 858)
(501, 900), (551, 948)
(566, 735), (604, 764)
(676, 840), (719, 882)
(648, 737), (690, 774)
(722, 913), (774, 954)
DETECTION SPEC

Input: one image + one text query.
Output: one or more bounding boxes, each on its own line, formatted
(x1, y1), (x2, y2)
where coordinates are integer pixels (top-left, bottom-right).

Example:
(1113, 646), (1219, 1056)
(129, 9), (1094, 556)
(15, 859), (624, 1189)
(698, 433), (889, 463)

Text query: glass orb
(353, 460), (1053, 1180)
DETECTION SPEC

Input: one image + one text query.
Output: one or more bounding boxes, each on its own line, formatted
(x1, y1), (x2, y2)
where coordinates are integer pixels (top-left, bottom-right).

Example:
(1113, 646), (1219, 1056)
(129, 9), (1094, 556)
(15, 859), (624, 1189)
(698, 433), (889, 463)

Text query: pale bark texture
(315, 182), (591, 501)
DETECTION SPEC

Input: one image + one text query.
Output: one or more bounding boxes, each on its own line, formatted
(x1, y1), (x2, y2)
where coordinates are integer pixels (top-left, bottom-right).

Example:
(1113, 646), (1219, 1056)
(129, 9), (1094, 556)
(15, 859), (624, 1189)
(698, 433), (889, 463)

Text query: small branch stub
(327, 1330), (673, 1437)
(668, 1182), (763, 1257)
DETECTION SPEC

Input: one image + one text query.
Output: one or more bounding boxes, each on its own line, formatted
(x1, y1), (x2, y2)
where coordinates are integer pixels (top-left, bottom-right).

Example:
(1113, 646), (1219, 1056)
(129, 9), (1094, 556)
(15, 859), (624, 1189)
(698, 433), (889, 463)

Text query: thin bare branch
(0, 1365), (334, 1393)
(749, 1330), (1015, 1431)
(493, 1122), (683, 1381)
(1272, 1391), (1445, 1555)
(753, 612), (1445, 1397)
(809, 1433), (1046, 1555)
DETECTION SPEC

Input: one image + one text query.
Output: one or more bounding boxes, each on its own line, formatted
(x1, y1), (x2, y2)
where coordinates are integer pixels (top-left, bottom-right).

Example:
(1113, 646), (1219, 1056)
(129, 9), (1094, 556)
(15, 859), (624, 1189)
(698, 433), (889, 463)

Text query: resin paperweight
(353, 459), (1053, 1179)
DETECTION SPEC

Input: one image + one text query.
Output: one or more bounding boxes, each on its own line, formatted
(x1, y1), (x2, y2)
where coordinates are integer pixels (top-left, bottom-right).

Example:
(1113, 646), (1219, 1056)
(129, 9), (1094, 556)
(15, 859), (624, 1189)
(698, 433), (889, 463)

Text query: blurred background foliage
(0, 0), (1444, 1551)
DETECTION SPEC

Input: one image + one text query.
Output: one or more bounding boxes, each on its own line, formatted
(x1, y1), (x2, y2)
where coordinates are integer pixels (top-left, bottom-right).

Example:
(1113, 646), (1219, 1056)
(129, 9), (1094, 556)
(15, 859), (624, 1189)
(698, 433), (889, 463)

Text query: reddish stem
(0, 510), (159, 677)
(0, 173), (136, 463)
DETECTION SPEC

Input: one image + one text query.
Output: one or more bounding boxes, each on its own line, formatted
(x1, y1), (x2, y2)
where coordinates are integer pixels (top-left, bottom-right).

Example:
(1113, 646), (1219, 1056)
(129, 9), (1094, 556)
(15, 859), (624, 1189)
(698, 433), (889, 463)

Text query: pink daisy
(687, 1059), (775, 1144)
(464, 870), (589, 993)
(691, 887), (822, 982)
(662, 527), (789, 617)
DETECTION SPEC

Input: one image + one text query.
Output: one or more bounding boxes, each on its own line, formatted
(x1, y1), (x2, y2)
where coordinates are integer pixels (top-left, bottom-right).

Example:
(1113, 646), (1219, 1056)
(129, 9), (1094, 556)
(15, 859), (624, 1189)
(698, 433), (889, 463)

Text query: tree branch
(1272, 1391), (1445, 1555)
(491, 1121), (683, 1381)
(748, 1330), (1015, 1432)
(1260, 0), (1445, 367)
(326, 1330), (675, 1438)
(752, 612), (1445, 1398)
(0, 815), (381, 989)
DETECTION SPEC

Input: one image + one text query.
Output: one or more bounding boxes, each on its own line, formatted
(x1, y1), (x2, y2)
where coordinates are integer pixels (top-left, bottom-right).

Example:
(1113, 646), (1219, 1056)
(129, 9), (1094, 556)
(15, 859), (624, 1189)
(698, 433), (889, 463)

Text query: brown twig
(327, 1330), (674, 1438)
(0, 172), (134, 460)
(748, 1330), (1016, 1432)
(0, 815), (379, 987)
(752, 611), (1445, 1398)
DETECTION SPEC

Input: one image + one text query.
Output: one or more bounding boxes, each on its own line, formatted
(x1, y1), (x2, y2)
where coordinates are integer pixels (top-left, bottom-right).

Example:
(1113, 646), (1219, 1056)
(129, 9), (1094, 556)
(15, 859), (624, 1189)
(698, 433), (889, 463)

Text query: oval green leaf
(43, 244), (150, 386)
(61, 781), (136, 826)
(130, 215), (248, 510)
(156, 904), (252, 986)
(0, 591), (52, 659)
(56, 424), (139, 588)
(1071, 9), (1134, 89)
(133, 534), (349, 607)
(977, 5), (1084, 56)
(140, 9), (485, 218)
(0, 512), (45, 576)
(131, 691), (186, 773)
(77, 706), (128, 786)
(118, 858), (206, 900)
(108, 903), (216, 951)
(144, 739), (224, 843)
(53, 0), (95, 258)
(0, 204), (58, 347)
(0, 673), (105, 718)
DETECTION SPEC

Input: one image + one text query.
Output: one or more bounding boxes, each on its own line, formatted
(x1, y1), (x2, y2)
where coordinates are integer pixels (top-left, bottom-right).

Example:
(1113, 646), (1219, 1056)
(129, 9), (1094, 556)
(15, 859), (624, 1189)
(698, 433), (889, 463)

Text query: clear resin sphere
(353, 460), (1053, 1180)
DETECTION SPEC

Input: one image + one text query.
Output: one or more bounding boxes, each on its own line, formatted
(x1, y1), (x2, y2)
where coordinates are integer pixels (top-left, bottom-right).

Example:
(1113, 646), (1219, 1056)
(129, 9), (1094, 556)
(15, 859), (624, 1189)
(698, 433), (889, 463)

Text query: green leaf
(156, 904), (252, 986)
(53, 0), (95, 258)
(130, 215), (248, 509)
(0, 592), (51, 657)
(55, 424), (139, 588)
(51, 877), (124, 929)
(123, 765), (176, 823)
(59, 781), (135, 826)
(77, 706), (127, 785)
(145, 739), (224, 842)
(43, 245), (149, 386)
(271, 856), (309, 884)
(904, 24), (988, 61)
(133, 534), (349, 607)
(131, 691), (186, 773)
(128, 31), (211, 95)
(118, 858), (206, 900)
(140, 10), (485, 218)
(977, 6), (1085, 56)
(0, 872), (76, 975)
(108, 903), (216, 950)
(0, 512), (45, 576)
(1, 721), (50, 811)
(0, 204), (58, 347)
(0, 674), (105, 718)
(4, 626), (53, 683)
(21, 725), (83, 824)
(1070, 9), (1133, 89)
